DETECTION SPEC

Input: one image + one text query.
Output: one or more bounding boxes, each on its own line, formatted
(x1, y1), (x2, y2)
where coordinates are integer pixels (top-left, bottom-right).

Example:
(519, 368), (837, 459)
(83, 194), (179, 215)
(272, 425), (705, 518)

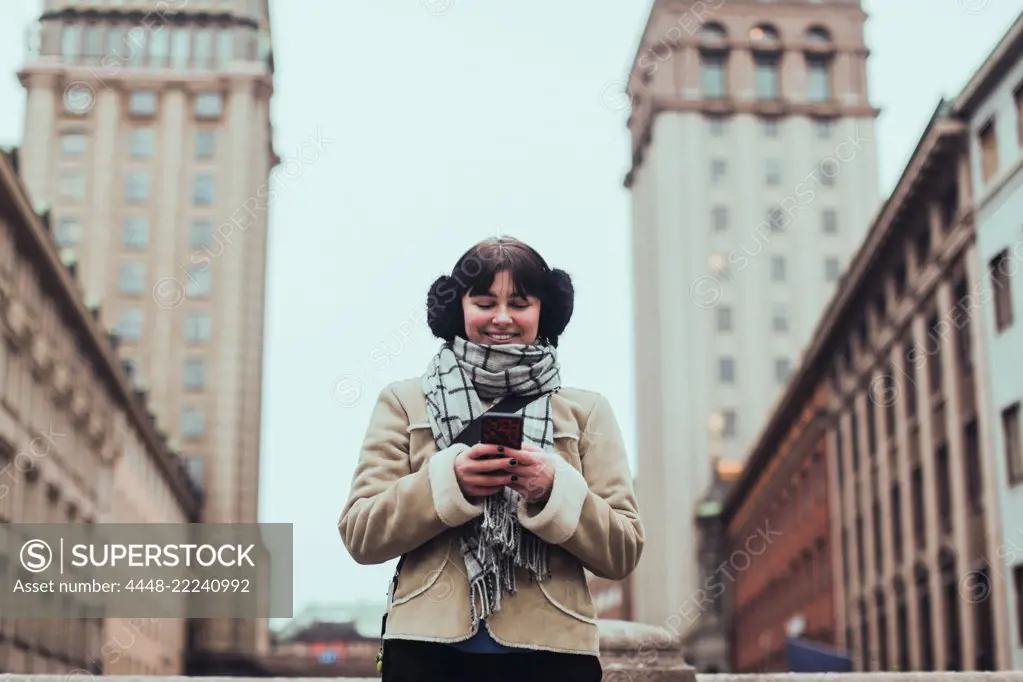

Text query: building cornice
(622, 97), (881, 188)
(952, 9), (1023, 117)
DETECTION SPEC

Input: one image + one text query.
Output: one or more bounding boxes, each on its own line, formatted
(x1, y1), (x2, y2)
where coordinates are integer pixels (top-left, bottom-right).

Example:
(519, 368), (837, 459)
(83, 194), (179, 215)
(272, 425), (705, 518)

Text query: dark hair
(426, 237), (574, 347)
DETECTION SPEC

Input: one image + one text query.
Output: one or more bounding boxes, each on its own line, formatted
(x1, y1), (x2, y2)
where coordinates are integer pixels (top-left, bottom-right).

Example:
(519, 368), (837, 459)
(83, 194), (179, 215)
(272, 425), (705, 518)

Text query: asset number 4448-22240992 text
(124, 578), (251, 592)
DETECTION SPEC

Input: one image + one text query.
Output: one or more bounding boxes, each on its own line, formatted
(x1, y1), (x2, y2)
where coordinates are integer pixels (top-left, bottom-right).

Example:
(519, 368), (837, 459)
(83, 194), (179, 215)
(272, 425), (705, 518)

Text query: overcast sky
(1, 0), (1021, 631)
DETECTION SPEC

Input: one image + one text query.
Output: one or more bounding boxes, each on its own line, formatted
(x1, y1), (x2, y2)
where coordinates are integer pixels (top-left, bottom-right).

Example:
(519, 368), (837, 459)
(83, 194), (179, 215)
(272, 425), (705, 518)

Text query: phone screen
(480, 413), (524, 450)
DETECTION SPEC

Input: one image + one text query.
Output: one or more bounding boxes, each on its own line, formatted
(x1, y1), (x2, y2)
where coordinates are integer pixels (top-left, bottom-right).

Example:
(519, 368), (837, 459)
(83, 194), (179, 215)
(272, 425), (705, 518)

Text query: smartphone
(479, 412), (524, 457)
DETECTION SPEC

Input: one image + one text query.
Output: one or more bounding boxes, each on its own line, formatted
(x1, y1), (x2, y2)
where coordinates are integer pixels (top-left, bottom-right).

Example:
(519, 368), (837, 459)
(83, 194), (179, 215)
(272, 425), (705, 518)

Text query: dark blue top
(445, 620), (524, 654)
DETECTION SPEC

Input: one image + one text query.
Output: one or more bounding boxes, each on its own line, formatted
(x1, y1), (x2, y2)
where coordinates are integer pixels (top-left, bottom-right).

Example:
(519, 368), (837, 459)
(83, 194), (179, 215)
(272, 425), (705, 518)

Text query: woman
(339, 237), (644, 682)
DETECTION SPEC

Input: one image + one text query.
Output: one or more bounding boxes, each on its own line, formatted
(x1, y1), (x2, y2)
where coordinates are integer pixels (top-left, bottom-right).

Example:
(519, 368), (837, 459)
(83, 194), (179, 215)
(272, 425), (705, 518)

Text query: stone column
(599, 620), (696, 682)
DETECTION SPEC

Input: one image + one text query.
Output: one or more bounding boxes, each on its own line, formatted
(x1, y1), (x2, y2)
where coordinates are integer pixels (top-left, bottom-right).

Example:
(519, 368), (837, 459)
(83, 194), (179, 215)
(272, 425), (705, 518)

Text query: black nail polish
(509, 459), (518, 466)
(497, 446), (505, 453)
(511, 475), (518, 482)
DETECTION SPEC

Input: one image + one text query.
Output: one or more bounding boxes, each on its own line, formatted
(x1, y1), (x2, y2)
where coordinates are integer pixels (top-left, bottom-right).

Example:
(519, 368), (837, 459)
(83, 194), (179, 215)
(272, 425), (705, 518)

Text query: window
(125, 171), (149, 204)
(82, 25), (103, 65)
(193, 174), (214, 205)
(59, 171), (85, 202)
(707, 116), (726, 136)
(185, 311), (212, 342)
(1005, 402), (1022, 486)
(775, 357), (792, 383)
(1015, 83), (1023, 147)
(129, 127), (154, 158)
(815, 118), (835, 139)
(184, 358), (206, 390)
(171, 27), (191, 69)
(711, 159), (727, 185)
(129, 91), (157, 117)
(765, 158), (782, 186)
(990, 250), (1014, 332)
(195, 93), (222, 119)
(193, 28), (213, 69)
(701, 54), (726, 99)
(60, 25), (81, 64)
(127, 26), (148, 67)
(979, 118), (999, 182)
(56, 218), (81, 246)
(712, 205), (728, 231)
(122, 217), (148, 249)
(772, 305), (788, 333)
(822, 209), (838, 234)
(60, 132), (86, 156)
(217, 29), (234, 66)
(818, 162), (834, 187)
(195, 130), (216, 159)
(771, 255), (786, 282)
(1015, 564), (1023, 645)
(767, 206), (785, 232)
(754, 55), (780, 100)
(718, 357), (735, 383)
(825, 257), (842, 282)
(149, 25), (169, 67)
(186, 267), (212, 297)
(805, 26), (831, 44)
(722, 409), (737, 438)
(716, 306), (732, 332)
(181, 408), (206, 439)
(116, 308), (144, 341)
(964, 420), (982, 512)
(119, 261), (146, 294)
(749, 25), (780, 46)
(806, 55), (832, 102)
(189, 221), (214, 249)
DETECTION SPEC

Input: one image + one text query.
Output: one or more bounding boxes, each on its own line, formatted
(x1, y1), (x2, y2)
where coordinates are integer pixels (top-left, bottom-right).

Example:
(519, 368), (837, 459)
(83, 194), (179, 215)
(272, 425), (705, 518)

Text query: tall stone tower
(625, 0), (880, 630)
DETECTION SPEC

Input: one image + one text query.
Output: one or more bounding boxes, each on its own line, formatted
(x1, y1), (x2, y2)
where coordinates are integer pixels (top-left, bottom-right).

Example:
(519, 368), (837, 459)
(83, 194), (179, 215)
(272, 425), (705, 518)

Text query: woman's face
(462, 270), (541, 345)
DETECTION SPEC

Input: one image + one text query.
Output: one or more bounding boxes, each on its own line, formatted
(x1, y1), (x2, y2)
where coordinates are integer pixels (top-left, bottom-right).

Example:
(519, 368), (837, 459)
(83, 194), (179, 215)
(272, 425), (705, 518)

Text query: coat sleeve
(338, 384), (485, 565)
(516, 392), (644, 580)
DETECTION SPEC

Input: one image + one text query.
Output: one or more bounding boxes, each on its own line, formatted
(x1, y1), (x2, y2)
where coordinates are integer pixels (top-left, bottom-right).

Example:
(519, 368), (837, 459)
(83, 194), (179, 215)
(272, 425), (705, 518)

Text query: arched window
(700, 22), (727, 43)
(805, 26), (832, 44)
(749, 23), (781, 47)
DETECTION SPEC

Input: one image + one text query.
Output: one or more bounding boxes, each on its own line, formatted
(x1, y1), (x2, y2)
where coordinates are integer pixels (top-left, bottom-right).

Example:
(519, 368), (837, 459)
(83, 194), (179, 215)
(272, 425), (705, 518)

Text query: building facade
(0, 149), (201, 674)
(952, 15), (1023, 670)
(723, 385), (835, 672)
(723, 31), (1023, 665)
(15, 0), (278, 663)
(625, 0), (881, 626)
(681, 457), (741, 674)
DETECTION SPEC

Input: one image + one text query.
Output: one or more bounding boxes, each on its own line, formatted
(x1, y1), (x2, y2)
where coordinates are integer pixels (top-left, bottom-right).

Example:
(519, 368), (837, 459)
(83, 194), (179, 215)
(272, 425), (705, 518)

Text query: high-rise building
(15, 0), (278, 669)
(624, 0), (881, 628)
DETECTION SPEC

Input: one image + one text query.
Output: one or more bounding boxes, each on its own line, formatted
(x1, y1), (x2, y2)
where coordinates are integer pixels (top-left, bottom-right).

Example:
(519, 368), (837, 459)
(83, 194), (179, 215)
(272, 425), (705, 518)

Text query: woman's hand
(506, 444), (554, 503)
(454, 444), (518, 498)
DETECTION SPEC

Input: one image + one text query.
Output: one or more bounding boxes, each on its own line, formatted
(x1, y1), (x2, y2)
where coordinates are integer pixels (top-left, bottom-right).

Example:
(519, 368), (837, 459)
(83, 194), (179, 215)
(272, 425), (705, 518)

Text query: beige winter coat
(338, 377), (644, 655)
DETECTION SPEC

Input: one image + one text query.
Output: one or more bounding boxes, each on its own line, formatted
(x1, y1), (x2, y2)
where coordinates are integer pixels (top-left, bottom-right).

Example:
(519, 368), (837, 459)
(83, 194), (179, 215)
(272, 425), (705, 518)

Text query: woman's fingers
(461, 473), (515, 488)
(464, 457), (515, 475)
(463, 485), (505, 497)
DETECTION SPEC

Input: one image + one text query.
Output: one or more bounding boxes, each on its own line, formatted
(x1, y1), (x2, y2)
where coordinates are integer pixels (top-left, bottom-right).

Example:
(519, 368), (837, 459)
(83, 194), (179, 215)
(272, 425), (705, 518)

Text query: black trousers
(382, 638), (603, 682)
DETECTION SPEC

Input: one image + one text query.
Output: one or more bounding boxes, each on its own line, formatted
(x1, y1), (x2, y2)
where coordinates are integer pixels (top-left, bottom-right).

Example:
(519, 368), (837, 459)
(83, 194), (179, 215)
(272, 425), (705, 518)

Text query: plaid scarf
(421, 336), (561, 629)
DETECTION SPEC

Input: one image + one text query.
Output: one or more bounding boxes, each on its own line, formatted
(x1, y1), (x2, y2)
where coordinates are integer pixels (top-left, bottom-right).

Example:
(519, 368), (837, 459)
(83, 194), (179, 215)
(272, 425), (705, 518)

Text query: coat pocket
(536, 547), (598, 624)
(392, 534), (455, 605)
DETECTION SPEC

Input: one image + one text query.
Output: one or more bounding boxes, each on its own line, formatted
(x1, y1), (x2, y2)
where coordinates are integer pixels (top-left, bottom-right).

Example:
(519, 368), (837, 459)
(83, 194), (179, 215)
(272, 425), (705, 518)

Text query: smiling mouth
(485, 332), (518, 342)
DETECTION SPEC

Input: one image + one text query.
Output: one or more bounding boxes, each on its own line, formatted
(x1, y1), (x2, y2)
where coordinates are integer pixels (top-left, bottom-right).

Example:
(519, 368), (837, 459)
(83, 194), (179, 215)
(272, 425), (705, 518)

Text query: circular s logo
(21, 539), (53, 573)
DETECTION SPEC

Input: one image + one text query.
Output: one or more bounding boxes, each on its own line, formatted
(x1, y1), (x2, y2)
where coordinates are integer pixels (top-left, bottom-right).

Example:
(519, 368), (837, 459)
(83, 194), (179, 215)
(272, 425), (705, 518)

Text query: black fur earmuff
(424, 245), (575, 347)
